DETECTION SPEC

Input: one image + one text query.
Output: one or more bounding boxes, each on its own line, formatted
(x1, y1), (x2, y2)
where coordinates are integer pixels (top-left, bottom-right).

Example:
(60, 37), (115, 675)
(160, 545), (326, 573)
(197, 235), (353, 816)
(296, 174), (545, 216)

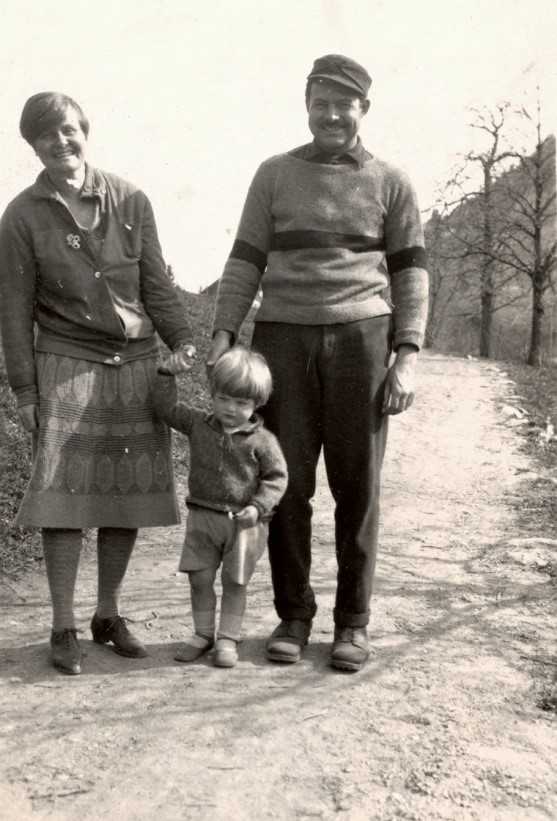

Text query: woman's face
(33, 106), (87, 177)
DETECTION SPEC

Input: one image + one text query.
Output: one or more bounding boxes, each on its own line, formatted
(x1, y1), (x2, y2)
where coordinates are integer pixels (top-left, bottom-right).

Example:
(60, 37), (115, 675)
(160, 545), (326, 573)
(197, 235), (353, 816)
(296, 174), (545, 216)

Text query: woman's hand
(18, 403), (39, 431)
(158, 345), (196, 375)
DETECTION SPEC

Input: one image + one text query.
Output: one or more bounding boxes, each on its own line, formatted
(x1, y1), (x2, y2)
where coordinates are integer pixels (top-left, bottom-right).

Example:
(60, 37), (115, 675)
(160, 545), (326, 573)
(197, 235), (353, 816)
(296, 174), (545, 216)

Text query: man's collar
(304, 138), (368, 168)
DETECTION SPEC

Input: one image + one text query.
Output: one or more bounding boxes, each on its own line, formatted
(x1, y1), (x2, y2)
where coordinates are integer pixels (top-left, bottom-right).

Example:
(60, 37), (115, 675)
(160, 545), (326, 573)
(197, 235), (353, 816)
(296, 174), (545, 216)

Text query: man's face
(307, 80), (369, 154)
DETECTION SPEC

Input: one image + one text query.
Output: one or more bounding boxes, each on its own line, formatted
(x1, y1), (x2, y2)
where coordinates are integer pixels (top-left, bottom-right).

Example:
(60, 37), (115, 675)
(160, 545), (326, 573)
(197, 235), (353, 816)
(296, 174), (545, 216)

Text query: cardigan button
(113, 355), (121, 363)
(94, 271), (101, 279)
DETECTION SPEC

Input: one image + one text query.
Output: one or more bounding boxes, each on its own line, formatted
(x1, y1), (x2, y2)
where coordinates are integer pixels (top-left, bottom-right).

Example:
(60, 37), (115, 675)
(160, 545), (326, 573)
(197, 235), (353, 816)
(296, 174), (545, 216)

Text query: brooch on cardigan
(66, 233), (81, 249)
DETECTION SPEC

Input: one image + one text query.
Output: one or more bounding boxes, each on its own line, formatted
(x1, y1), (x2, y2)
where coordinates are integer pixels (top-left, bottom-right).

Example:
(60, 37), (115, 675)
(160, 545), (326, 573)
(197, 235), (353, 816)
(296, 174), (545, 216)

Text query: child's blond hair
(209, 345), (273, 408)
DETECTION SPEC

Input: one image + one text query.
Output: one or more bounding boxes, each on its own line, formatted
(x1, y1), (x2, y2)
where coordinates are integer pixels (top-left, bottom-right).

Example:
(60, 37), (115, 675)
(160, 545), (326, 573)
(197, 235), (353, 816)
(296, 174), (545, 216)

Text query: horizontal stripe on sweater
(230, 233), (387, 267)
(270, 230), (385, 253)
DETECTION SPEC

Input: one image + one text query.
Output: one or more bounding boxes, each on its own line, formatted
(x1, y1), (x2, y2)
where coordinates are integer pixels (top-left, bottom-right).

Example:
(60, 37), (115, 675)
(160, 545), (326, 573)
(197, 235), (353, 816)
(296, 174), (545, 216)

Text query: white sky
(1, 0), (556, 291)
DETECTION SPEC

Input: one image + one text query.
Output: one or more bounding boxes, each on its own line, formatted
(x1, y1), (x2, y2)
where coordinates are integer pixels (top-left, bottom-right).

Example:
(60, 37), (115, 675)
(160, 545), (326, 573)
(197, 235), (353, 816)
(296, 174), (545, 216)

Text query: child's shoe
(174, 634), (213, 662)
(214, 638), (238, 668)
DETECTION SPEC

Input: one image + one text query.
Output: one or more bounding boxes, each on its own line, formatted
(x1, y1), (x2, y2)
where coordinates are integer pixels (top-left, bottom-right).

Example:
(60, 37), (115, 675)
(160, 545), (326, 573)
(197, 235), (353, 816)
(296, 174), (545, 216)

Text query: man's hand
(231, 505), (259, 529)
(159, 345), (196, 375)
(207, 330), (233, 371)
(382, 346), (418, 415)
(18, 403), (39, 431)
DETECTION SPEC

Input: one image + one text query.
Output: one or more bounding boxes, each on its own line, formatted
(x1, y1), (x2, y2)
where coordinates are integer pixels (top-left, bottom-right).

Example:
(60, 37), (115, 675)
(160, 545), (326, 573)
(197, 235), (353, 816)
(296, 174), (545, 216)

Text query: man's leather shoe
(266, 619), (311, 663)
(330, 627), (370, 672)
(50, 628), (81, 675)
(91, 614), (148, 658)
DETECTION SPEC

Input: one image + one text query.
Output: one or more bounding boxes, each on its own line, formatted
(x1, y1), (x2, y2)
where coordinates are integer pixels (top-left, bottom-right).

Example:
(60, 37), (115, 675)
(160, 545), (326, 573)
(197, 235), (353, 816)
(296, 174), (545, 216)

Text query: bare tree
(490, 100), (556, 365)
(437, 104), (517, 357)
(430, 100), (557, 362)
(423, 209), (475, 347)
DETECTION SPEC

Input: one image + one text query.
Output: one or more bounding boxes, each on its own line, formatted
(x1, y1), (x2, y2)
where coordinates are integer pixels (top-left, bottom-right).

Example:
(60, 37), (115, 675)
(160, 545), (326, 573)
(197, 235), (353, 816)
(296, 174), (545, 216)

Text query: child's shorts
(179, 507), (268, 585)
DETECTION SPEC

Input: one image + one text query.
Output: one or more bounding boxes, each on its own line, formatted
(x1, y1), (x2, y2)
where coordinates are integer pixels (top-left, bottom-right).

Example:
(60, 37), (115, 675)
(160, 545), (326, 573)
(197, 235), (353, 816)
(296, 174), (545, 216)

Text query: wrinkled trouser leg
(253, 317), (391, 627)
(321, 318), (390, 627)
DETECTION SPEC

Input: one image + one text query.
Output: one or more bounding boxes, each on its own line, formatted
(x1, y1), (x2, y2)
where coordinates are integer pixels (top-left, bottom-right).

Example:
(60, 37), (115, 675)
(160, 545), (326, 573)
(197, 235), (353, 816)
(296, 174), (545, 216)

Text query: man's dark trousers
(252, 315), (391, 629)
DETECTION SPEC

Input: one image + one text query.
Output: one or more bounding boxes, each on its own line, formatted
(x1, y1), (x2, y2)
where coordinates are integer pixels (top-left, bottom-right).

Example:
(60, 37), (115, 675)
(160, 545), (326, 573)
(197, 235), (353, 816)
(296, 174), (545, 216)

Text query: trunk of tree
(479, 169), (494, 358)
(528, 195), (545, 365)
(528, 282), (544, 366)
(528, 131), (546, 367)
(479, 266), (493, 357)
(423, 324), (436, 349)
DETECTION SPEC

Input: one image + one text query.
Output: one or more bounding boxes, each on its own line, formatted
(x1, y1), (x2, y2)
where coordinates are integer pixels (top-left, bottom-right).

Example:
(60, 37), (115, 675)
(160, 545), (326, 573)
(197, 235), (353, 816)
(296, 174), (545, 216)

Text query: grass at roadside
(504, 360), (557, 526)
(504, 360), (557, 713)
(0, 371), (40, 577)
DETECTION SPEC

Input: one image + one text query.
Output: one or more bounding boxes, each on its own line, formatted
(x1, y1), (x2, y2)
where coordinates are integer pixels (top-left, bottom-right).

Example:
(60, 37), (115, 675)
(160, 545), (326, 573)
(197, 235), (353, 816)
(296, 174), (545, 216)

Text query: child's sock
(192, 608), (216, 641)
(189, 568), (217, 639)
(218, 575), (247, 641)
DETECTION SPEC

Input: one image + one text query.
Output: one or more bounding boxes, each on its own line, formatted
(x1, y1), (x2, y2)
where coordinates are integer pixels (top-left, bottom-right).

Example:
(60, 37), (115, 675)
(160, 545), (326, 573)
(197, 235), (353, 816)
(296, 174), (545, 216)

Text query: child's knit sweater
(214, 145), (428, 351)
(153, 374), (288, 520)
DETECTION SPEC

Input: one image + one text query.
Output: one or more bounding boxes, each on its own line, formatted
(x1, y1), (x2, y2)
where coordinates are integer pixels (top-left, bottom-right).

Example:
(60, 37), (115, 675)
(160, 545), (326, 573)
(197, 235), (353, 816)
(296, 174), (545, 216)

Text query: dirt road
(1, 352), (556, 821)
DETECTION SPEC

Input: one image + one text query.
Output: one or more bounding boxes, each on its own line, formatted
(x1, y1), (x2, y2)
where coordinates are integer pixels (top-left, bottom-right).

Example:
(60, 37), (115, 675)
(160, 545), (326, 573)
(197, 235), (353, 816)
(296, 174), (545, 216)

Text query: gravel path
(1, 351), (556, 820)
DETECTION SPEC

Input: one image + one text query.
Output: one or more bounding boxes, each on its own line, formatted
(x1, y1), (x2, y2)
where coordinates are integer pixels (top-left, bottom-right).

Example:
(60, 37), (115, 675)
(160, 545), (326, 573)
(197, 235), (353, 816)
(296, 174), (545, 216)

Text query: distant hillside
(425, 135), (556, 362)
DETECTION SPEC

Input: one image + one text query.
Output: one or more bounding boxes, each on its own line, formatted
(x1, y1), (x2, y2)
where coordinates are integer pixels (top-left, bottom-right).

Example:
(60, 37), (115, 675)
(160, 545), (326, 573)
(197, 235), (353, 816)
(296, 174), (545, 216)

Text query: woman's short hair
(20, 92), (90, 146)
(209, 345), (273, 408)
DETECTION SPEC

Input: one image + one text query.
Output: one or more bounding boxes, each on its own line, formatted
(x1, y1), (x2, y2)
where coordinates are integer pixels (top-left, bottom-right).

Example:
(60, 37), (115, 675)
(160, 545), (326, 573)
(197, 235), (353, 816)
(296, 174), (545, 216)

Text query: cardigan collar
(30, 164), (106, 200)
(205, 412), (263, 435)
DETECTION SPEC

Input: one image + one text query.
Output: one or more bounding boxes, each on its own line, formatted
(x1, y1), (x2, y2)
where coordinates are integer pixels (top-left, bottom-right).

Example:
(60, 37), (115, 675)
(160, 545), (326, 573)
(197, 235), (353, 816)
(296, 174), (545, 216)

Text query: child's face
(212, 392), (256, 429)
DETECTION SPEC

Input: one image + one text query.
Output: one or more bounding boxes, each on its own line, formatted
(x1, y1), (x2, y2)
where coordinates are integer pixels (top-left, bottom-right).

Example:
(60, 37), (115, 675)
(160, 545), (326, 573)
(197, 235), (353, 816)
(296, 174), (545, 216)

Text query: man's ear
(361, 98), (371, 115)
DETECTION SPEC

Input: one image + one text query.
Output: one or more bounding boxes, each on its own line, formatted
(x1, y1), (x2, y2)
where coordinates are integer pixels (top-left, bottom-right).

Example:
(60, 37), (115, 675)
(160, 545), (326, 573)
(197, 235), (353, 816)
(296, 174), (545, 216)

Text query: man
(208, 54), (428, 672)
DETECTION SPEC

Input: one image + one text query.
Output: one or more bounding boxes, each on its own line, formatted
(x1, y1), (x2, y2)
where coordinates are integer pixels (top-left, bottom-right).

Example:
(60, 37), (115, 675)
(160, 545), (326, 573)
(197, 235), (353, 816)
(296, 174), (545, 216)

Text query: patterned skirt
(16, 353), (180, 529)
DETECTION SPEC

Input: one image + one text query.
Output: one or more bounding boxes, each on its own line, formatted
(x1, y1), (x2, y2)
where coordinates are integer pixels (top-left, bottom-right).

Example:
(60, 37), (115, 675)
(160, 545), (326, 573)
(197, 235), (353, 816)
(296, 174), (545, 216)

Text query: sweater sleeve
(383, 171), (429, 351)
(250, 430), (288, 520)
(212, 159), (276, 338)
(0, 203), (39, 406)
(151, 373), (194, 434)
(138, 194), (194, 351)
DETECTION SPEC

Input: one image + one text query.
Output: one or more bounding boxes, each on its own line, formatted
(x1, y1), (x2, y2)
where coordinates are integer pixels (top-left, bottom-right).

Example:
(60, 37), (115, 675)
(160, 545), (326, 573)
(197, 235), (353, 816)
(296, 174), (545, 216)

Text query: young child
(154, 345), (288, 668)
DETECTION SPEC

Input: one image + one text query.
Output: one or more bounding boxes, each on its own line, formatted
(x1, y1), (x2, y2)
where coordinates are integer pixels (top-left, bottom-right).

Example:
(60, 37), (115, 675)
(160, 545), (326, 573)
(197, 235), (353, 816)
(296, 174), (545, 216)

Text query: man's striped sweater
(214, 143), (429, 351)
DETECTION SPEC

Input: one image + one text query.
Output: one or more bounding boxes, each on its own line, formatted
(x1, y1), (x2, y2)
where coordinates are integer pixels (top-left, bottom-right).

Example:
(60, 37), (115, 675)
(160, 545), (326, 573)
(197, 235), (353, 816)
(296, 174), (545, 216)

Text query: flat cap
(307, 54), (372, 97)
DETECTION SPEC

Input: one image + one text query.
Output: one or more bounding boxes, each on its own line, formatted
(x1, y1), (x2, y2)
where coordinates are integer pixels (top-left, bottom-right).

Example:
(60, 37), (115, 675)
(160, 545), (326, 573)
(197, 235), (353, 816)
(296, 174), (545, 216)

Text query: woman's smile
(33, 107), (87, 178)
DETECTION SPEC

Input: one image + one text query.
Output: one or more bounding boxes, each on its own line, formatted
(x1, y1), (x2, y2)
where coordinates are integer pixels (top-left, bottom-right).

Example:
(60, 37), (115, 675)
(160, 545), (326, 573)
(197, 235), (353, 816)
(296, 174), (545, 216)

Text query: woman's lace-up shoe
(50, 628), (81, 675)
(91, 614), (148, 658)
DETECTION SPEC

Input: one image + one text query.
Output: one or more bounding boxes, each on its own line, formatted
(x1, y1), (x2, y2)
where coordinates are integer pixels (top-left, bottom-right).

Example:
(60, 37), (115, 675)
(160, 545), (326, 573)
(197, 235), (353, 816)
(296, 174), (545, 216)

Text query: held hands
(229, 504), (259, 529)
(18, 403), (39, 432)
(158, 344), (197, 375)
(382, 346), (417, 416)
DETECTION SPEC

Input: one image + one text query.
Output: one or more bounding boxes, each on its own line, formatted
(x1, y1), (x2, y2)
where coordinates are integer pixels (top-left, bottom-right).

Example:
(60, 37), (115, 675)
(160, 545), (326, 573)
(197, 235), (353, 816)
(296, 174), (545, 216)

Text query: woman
(0, 92), (196, 675)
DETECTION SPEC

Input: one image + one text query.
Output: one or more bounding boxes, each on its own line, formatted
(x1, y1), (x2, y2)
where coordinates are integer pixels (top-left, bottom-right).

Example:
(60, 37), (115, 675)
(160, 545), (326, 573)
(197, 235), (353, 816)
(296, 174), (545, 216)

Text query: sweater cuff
(212, 324), (239, 343)
(15, 385), (39, 408)
(164, 331), (194, 351)
(251, 500), (270, 521)
(393, 330), (423, 352)
(212, 328), (236, 344)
